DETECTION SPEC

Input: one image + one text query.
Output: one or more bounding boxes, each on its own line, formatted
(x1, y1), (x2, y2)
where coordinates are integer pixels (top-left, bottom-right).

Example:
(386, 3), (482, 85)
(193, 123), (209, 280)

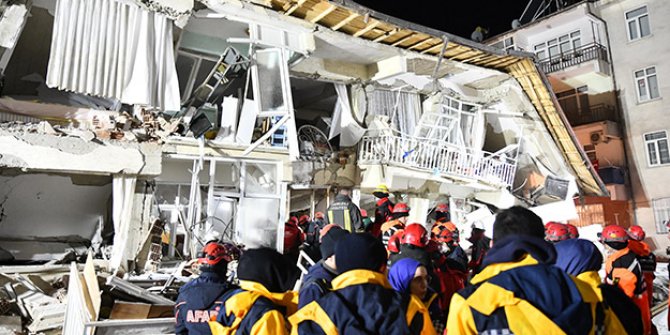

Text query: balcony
(538, 43), (609, 74)
(358, 135), (518, 188)
(597, 166), (625, 185)
(564, 104), (618, 127)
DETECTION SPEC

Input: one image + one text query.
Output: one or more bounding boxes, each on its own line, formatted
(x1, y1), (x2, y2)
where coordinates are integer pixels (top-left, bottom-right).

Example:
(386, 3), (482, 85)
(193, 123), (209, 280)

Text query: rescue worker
(432, 221), (468, 271)
(387, 230), (404, 261)
(289, 233), (411, 334)
(431, 228), (467, 318)
(382, 203), (411, 248)
(284, 216), (304, 265)
(210, 248), (299, 335)
(466, 224), (490, 274)
(447, 206), (594, 334)
(555, 238), (643, 334)
(302, 212), (326, 262)
(297, 214), (310, 233)
(391, 223), (431, 268)
(628, 225), (657, 309)
(566, 223), (579, 239)
(433, 203), (450, 223)
(324, 188), (364, 232)
(388, 258), (439, 335)
(545, 222), (570, 243)
(298, 224), (349, 308)
(372, 184), (395, 238)
(601, 224), (652, 335)
(175, 242), (236, 335)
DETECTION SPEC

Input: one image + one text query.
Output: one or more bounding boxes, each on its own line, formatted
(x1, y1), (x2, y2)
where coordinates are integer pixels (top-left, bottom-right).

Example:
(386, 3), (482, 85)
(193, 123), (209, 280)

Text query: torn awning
(46, 0), (180, 111)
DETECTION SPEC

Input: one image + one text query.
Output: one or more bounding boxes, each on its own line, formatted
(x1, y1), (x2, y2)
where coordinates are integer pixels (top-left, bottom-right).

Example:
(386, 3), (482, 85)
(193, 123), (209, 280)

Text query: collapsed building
(0, 0), (608, 331)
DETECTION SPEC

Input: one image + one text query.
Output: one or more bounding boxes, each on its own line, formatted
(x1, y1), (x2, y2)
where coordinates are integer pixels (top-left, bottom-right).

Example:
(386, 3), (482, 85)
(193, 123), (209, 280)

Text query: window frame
(643, 130), (670, 167)
(634, 66), (660, 102)
(625, 5), (651, 41)
(534, 30), (581, 61)
(652, 197), (670, 234)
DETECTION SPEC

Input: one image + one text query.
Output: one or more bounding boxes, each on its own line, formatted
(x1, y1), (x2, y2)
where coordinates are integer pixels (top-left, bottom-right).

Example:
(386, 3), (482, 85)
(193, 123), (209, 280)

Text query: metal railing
(538, 43), (609, 74)
(564, 103), (618, 126)
(358, 135), (518, 188)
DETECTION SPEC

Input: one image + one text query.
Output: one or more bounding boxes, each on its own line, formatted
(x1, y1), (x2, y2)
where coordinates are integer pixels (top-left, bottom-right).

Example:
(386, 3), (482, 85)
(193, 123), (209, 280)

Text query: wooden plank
(391, 33), (415, 47)
(331, 12), (359, 30)
(284, 0), (307, 15)
(109, 302), (151, 320)
(83, 252), (101, 321)
(309, 3), (337, 23)
(420, 42), (446, 54)
(353, 19), (379, 37)
(407, 37), (434, 50)
(372, 28), (398, 42)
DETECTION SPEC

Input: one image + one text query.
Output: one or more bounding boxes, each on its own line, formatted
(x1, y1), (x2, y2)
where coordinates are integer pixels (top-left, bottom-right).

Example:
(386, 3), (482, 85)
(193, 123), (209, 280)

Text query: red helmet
(565, 223), (579, 239)
(298, 215), (310, 226)
(400, 223), (429, 248)
(431, 222), (447, 239)
(601, 225), (628, 243)
(628, 226), (646, 241)
(435, 203), (449, 213)
(199, 242), (232, 266)
(545, 222), (569, 243)
(387, 230), (403, 254)
(288, 216), (299, 226)
(435, 228), (456, 244)
(392, 203), (410, 214)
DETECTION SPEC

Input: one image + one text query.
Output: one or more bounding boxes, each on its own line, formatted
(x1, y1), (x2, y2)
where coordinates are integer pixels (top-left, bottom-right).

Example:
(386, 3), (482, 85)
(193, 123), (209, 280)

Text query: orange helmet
(545, 222), (569, 243)
(400, 223), (429, 248)
(199, 242), (232, 266)
(565, 223), (579, 239)
(435, 228), (457, 244)
(387, 230), (403, 254)
(392, 203), (410, 214)
(628, 226), (646, 241)
(601, 225), (628, 243)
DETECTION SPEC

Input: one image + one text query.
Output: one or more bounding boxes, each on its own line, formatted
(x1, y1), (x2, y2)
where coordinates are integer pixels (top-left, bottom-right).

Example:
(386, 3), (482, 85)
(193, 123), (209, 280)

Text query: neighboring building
(0, 0), (605, 271)
(487, 0), (670, 252)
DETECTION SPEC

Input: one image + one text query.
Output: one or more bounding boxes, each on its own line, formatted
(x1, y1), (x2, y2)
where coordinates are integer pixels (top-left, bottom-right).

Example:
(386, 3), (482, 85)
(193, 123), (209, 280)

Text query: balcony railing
(538, 43), (609, 74)
(565, 103), (618, 126)
(359, 135), (518, 188)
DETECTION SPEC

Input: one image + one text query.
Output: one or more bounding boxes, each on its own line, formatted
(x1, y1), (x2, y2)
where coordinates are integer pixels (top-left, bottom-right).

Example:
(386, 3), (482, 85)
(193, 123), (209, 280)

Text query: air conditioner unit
(590, 131), (603, 145)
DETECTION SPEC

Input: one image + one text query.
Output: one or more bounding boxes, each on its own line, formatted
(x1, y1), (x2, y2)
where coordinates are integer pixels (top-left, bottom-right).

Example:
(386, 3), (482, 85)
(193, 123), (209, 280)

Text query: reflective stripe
(344, 209), (352, 232)
(328, 211), (335, 227)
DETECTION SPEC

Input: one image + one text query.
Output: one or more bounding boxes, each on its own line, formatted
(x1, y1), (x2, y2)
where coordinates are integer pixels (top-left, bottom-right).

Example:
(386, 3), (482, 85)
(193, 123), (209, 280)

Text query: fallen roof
(240, 0), (608, 197)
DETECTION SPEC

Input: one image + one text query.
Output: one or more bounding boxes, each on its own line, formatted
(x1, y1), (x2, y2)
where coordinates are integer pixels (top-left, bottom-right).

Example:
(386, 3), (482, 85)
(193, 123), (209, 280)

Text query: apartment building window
(644, 130), (670, 166)
(652, 197), (670, 233)
(491, 37), (515, 52)
(635, 66), (660, 102)
(626, 6), (651, 41)
(534, 31), (581, 61)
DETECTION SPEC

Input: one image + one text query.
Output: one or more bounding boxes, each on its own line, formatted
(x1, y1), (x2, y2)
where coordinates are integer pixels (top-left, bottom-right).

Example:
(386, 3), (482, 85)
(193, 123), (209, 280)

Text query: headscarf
(237, 247), (298, 292)
(554, 238), (603, 276)
(388, 258), (421, 296)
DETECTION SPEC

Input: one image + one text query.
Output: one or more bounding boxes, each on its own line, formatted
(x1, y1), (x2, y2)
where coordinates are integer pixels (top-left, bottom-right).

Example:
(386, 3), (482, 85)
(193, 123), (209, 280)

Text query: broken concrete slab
(0, 315), (21, 335)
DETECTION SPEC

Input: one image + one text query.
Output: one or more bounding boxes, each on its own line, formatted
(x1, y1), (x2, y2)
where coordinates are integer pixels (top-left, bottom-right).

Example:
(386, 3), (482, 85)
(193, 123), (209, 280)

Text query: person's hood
(481, 235), (556, 268)
(237, 247), (298, 292)
(180, 271), (231, 310)
(554, 238), (603, 276)
(388, 258), (421, 296)
(628, 240), (651, 257)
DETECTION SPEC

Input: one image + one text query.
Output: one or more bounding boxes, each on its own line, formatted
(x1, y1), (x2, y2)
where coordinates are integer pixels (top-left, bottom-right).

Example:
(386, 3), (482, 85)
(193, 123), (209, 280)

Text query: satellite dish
(512, 19), (521, 29)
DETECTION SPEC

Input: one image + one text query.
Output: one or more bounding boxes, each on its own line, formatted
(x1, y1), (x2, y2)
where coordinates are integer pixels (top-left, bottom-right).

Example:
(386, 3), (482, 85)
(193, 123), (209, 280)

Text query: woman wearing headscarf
(555, 238), (643, 335)
(388, 258), (439, 335)
(209, 247), (299, 335)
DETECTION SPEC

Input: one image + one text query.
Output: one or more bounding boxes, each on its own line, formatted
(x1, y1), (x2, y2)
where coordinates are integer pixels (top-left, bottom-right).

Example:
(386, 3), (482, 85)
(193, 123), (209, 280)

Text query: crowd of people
(175, 185), (660, 335)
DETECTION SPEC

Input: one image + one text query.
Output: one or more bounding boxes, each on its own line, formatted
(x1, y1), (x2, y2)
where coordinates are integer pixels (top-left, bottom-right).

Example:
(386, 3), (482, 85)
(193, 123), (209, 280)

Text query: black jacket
(324, 194), (363, 232)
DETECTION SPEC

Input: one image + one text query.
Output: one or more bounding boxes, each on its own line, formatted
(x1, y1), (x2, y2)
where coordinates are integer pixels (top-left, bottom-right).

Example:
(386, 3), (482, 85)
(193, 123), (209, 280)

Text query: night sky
(353, 0), (531, 39)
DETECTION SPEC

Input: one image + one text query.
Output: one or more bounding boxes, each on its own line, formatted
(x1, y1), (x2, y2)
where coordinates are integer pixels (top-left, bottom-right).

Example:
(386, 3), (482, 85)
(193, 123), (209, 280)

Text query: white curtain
(46, 0), (180, 111)
(367, 89), (420, 136)
(110, 174), (137, 273)
(329, 84), (366, 146)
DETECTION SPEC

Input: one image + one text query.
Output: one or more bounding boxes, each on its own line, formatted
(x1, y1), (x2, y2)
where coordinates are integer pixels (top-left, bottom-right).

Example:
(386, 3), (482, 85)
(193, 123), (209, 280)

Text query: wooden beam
(372, 28), (398, 43)
(285, 0), (307, 16)
(391, 33), (415, 47)
(353, 20), (379, 37)
(331, 12), (359, 30)
(407, 37), (434, 50)
(420, 42), (446, 54)
(309, 4), (337, 23)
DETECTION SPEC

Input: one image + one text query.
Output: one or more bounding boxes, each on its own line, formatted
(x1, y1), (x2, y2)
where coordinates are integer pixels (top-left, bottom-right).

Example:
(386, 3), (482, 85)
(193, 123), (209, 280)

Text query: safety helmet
(628, 225), (646, 241)
(565, 223), (579, 239)
(431, 222), (447, 239)
(400, 223), (429, 248)
(374, 184), (389, 194)
(298, 215), (310, 226)
(435, 203), (449, 213)
(435, 228), (456, 244)
(545, 222), (570, 243)
(288, 216), (299, 226)
(387, 230), (404, 254)
(601, 225), (628, 243)
(199, 242), (232, 266)
(392, 203), (410, 214)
